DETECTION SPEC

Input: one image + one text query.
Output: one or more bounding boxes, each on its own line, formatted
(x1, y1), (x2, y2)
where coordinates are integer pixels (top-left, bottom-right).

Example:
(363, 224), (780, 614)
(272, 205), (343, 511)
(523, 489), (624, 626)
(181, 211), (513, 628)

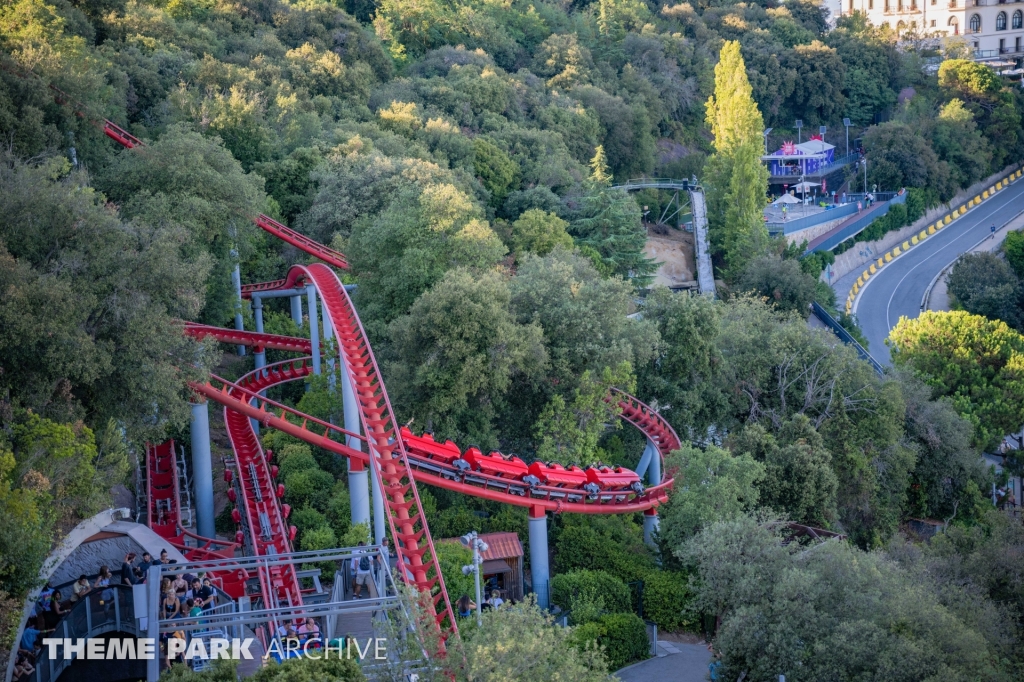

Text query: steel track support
(290, 295), (303, 326)
(190, 400), (216, 539)
(231, 258), (245, 356)
(643, 509), (660, 547)
(529, 506), (550, 609)
(342, 355), (371, 530)
(306, 283), (321, 379)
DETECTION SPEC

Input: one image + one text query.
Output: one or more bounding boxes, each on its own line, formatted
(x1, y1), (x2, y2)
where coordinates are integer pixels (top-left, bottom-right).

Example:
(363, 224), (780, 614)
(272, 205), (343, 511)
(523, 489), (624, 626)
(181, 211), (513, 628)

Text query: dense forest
(3, 0), (1024, 678)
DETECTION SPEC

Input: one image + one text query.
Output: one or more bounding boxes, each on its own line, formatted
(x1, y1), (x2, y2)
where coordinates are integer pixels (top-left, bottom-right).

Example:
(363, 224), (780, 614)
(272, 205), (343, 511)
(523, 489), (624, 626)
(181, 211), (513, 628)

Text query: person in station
(456, 594), (476, 618)
(69, 575), (91, 604)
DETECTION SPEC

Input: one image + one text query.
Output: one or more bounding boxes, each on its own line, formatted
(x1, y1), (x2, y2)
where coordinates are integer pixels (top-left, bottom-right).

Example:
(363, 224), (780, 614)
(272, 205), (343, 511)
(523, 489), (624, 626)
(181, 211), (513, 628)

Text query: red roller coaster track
(83, 105), (680, 648)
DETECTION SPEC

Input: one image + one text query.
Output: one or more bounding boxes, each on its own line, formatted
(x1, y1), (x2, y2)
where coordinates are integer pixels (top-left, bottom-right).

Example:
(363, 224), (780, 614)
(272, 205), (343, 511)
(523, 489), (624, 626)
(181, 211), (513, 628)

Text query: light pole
(843, 118), (851, 156)
(763, 127), (773, 156)
(818, 125), (827, 141)
(460, 531), (489, 628)
(795, 119), (803, 144)
(862, 158), (868, 194)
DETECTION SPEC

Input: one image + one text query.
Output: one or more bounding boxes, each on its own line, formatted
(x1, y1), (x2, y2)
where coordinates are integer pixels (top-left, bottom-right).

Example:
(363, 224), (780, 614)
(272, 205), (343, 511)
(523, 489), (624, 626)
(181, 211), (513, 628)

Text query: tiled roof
(439, 531), (523, 560)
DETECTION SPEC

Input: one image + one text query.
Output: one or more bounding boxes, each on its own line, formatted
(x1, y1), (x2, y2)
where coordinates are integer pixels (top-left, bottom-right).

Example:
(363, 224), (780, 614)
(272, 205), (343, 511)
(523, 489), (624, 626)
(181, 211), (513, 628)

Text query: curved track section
(145, 441), (248, 597)
(193, 355), (676, 514)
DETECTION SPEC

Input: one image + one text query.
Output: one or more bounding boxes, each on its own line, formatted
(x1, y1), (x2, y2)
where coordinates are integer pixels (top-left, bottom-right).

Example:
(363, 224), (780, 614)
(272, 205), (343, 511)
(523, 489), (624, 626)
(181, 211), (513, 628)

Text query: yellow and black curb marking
(845, 168), (1023, 316)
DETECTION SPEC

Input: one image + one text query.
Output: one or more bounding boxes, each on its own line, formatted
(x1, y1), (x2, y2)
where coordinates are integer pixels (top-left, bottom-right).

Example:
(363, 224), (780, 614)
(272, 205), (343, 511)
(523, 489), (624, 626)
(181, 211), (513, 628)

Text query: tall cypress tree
(704, 41), (770, 278)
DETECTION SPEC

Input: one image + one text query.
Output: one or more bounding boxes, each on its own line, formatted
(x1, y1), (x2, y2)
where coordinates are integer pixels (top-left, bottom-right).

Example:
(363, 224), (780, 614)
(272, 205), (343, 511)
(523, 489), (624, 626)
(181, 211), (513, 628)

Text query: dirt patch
(644, 225), (697, 289)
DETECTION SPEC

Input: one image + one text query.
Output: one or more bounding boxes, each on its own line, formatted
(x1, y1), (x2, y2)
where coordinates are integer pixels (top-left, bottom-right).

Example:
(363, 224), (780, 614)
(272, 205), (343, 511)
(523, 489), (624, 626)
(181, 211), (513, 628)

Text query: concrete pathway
(615, 638), (711, 682)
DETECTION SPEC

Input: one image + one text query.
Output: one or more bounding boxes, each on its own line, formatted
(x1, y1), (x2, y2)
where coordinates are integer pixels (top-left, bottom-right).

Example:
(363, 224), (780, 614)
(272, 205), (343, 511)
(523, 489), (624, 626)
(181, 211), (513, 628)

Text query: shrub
(551, 570), (631, 617)
(290, 505), (327, 538)
(277, 448), (319, 482)
(283, 468), (336, 510)
(596, 612), (648, 670)
(641, 571), (696, 632)
(434, 542), (475, 607)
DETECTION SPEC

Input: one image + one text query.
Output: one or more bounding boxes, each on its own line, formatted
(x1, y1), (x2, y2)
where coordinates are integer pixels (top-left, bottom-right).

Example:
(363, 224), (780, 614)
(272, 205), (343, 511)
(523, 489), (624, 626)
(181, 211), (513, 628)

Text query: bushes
(283, 468), (335, 510)
(641, 571), (696, 632)
(572, 612), (648, 671)
(551, 569), (632, 621)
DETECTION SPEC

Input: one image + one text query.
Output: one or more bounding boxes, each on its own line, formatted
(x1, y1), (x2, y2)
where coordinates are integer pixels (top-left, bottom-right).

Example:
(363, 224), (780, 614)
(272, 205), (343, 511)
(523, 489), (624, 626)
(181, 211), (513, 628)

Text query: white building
(841, 0), (1024, 58)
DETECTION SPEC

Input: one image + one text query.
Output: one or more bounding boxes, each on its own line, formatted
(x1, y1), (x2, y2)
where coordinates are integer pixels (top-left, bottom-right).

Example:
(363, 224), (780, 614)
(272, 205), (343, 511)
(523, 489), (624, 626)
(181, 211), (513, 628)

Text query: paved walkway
(615, 638), (710, 682)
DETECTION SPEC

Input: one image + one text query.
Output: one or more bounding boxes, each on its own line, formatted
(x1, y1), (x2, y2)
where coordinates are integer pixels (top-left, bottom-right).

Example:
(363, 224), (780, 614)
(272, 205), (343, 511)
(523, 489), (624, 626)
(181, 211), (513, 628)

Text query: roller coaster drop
(104, 118), (679, 648)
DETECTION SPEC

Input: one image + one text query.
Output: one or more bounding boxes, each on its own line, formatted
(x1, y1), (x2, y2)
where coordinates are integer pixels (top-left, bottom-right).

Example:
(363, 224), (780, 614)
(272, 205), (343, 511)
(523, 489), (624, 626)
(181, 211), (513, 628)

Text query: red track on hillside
(91, 111), (681, 649)
(144, 441), (248, 598)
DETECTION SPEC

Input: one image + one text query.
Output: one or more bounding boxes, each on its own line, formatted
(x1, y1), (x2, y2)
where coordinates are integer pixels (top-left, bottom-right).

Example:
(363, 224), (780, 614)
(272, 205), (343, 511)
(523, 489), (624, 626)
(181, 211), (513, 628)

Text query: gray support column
(290, 295), (303, 326)
(253, 295), (266, 368)
(231, 258), (245, 356)
(529, 506), (549, 609)
(371, 464), (386, 545)
(341, 347), (371, 529)
(648, 441), (662, 487)
(643, 510), (660, 547)
(146, 565), (161, 681)
(306, 284), (321, 377)
(190, 401), (215, 540)
(251, 295), (266, 434)
(321, 296), (336, 394)
(349, 467), (371, 529)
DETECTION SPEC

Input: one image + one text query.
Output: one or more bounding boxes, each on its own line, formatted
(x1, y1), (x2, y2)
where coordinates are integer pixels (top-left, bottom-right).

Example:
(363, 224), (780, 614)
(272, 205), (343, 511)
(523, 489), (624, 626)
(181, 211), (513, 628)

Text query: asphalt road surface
(855, 179), (1024, 365)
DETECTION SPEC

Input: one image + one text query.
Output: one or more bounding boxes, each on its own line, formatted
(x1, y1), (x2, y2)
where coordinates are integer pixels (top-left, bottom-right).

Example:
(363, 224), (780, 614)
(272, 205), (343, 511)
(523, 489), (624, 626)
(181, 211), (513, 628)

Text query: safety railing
(31, 585), (139, 682)
(810, 302), (884, 375)
(766, 202), (860, 235)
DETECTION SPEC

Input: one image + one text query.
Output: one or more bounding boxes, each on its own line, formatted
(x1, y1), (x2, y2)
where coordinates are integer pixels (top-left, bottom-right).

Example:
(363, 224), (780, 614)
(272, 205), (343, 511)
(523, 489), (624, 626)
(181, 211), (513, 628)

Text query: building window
(1017, 36), (1022, 51)
(885, 0), (890, 10)
(997, 11), (1007, 29)
(970, 13), (981, 31)
(898, 0), (903, 10)
(931, 19), (936, 25)
(950, 0), (956, 7)
(949, 16), (960, 34)
(850, 0), (854, 10)
(1014, 9), (1023, 27)
(869, 0), (874, 8)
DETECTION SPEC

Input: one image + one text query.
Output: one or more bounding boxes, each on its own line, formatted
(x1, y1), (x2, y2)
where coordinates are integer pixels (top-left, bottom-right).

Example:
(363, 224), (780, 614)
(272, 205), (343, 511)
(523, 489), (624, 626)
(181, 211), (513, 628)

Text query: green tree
(509, 248), (659, 391)
(534, 363), (635, 465)
(636, 288), (728, 437)
(737, 255), (817, 315)
(386, 268), (547, 447)
(703, 41), (770, 278)
(682, 515), (1016, 682)
(348, 182), (507, 336)
(947, 252), (1023, 330)
(863, 122), (954, 199)
(938, 59), (1003, 106)
(95, 124), (268, 325)
(0, 444), (52, 600)
(570, 185), (654, 283)
(473, 137), (520, 207)
(656, 444), (765, 551)
(508, 209), (573, 259)
(1003, 229), (1024, 280)
(441, 597), (615, 682)
(727, 417), (839, 527)
(0, 158), (214, 439)
(888, 311), (1024, 450)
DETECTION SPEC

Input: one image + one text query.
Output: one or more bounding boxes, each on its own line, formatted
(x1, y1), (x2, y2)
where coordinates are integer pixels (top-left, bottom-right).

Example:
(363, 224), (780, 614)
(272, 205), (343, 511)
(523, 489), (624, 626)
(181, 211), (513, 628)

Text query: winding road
(851, 177), (1024, 364)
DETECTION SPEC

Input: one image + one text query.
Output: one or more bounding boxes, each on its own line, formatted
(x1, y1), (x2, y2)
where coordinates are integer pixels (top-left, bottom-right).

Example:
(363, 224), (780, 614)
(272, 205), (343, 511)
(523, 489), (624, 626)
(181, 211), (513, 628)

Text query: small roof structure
(793, 181), (820, 192)
(773, 194), (801, 205)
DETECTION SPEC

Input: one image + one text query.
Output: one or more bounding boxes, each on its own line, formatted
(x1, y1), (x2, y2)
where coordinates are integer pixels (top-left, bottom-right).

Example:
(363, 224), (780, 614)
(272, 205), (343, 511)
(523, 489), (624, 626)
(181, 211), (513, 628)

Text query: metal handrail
(810, 302), (884, 375)
(33, 585), (138, 682)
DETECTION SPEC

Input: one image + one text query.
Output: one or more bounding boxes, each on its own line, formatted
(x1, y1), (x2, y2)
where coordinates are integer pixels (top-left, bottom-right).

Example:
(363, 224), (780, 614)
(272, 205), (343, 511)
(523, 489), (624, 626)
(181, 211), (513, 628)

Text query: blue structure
(764, 138), (836, 178)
